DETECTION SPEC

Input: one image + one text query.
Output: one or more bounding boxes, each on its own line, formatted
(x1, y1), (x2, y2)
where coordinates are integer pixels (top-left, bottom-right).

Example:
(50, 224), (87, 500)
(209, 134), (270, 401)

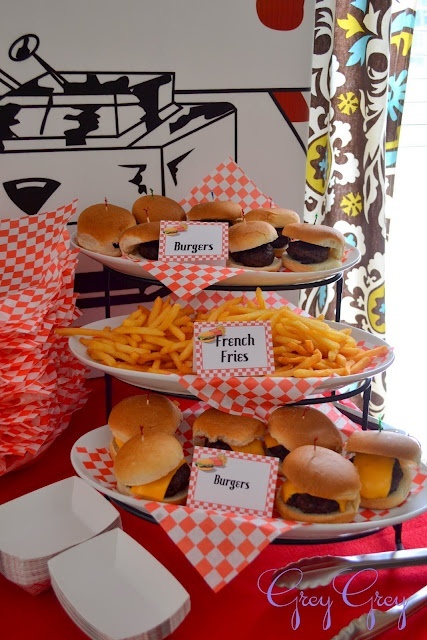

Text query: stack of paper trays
(0, 476), (121, 594)
(48, 528), (191, 640)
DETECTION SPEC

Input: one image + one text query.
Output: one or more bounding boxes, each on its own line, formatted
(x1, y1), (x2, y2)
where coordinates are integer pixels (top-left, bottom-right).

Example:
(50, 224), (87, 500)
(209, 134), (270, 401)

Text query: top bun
(244, 207), (299, 228)
(119, 222), (161, 255)
(282, 223), (345, 259)
(345, 430), (421, 466)
(132, 195), (186, 223)
(283, 445), (361, 501)
(187, 200), (243, 223)
(268, 406), (343, 453)
(193, 408), (266, 446)
(228, 219), (278, 253)
(77, 203), (136, 256)
(113, 432), (184, 486)
(108, 393), (182, 442)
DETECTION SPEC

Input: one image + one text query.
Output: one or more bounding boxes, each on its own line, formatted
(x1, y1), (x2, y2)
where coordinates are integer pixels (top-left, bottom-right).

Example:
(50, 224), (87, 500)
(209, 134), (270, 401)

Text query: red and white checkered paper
(0, 203), (90, 476)
(74, 401), (427, 592)
(122, 158), (278, 299)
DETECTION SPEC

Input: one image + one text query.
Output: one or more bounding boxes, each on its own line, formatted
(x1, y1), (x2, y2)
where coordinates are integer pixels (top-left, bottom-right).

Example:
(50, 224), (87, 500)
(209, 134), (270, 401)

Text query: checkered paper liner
(0, 202), (89, 476)
(73, 401), (427, 593)
(122, 158), (278, 299)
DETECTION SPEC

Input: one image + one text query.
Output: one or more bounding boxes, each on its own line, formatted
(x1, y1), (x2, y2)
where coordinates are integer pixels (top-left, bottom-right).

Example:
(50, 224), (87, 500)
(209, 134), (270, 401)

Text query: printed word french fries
(55, 289), (388, 377)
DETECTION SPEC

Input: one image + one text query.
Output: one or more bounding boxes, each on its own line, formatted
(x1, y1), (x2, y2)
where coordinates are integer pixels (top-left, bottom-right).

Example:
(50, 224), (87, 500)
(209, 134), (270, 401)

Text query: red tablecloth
(1, 378), (426, 640)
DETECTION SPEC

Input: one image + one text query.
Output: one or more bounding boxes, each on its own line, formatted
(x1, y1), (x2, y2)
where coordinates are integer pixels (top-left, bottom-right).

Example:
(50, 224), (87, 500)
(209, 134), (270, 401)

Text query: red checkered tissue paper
(122, 157), (278, 299)
(0, 202), (90, 476)
(168, 289), (392, 419)
(74, 401), (427, 592)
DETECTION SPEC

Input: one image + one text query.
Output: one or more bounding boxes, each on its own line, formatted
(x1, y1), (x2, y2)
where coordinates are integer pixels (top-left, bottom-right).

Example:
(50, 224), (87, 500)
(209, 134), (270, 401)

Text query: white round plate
(70, 232), (361, 287)
(71, 425), (427, 541)
(68, 316), (394, 396)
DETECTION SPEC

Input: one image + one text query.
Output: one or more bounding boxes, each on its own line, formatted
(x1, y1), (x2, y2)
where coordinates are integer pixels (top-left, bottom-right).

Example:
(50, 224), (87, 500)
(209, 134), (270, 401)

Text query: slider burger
(281, 222), (346, 272)
(108, 393), (182, 460)
(77, 203), (136, 257)
(228, 220), (282, 271)
(276, 445), (361, 524)
(114, 431), (190, 504)
(193, 408), (266, 455)
(187, 200), (243, 225)
(265, 406), (343, 472)
(119, 221), (161, 260)
(244, 208), (300, 257)
(344, 430), (422, 509)
(132, 194), (186, 223)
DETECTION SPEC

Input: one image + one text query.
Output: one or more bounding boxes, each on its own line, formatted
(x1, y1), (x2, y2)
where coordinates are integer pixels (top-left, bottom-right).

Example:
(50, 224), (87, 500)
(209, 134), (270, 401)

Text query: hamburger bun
(77, 203), (136, 256)
(276, 445), (361, 524)
(282, 222), (346, 273)
(193, 408), (266, 454)
(132, 194), (185, 223)
(244, 208), (300, 256)
(114, 432), (189, 504)
(344, 430), (421, 509)
(227, 219), (281, 271)
(266, 406), (343, 472)
(187, 200), (243, 224)
(108, 393), (182, 459)
(119, 221), (161, 257)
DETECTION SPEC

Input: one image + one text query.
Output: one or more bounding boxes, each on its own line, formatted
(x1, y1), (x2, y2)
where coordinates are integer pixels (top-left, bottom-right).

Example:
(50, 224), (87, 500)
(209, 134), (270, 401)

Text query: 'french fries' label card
(158, 220), (228, 264)
(193, 321), (274, 377)
(187, 446), (279, 517)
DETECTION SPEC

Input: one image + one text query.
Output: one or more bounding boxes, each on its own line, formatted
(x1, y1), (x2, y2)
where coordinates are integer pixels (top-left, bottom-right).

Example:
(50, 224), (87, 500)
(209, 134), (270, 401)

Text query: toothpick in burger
(132, 194), (186, 223)
(77, 202), (136, 256)
(193, 408), (266, 455)
(119, 221), (161, 260)
(108, 393), (182, 460)
(187, 200), (243, 225)
(228, 219), (282, 271)
(281, 222), (346, 272)
(114, 431), (190, 504)
(344, 430), (422, 509)
(244, 208), (299, 257)
(265, 406), (343, 472)
(276, 444), (361, 524)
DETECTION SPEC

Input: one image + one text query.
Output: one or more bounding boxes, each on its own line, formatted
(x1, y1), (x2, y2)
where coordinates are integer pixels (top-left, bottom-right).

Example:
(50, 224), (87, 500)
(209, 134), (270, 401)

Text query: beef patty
(230, 243), (275, 267)
(286, 241), (329, 264)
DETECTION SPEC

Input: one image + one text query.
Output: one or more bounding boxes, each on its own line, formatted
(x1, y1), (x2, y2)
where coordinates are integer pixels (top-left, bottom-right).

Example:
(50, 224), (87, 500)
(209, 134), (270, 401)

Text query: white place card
(158, 220), (228, 263)
(187, 446), (279, 517)
(193, 321), (275, 377)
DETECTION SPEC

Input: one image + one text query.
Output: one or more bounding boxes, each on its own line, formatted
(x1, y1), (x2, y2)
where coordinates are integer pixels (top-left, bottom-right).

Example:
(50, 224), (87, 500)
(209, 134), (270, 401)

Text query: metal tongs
(273, 547), (427, 589)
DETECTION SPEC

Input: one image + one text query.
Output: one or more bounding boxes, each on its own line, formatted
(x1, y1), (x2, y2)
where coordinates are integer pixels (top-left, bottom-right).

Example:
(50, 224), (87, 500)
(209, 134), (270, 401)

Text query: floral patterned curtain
(302, 0), (416, 417)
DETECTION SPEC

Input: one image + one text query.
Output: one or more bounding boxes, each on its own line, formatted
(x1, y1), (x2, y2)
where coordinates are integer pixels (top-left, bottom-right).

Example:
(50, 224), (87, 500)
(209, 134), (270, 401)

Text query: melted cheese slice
(230, 439), (265, 455)
(115, 437), (125, 449)
(264, 434), (279, 449)
(130, 459), (187, 501)
(353, 453), (393, 499)
(281, 481), (347, 513)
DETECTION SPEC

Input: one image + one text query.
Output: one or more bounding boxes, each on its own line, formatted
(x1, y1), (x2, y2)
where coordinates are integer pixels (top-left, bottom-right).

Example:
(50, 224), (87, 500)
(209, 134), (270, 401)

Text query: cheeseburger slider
(187, 200), (243, 225)
(132, 194), (186, 223)
(244, 208), (300, 257)
(228, 220), (281, 271)
(77, 203), (136, 257)
(345, 430), (421, 509)
(114, 432), (190, 504)
(265, 406), (343, 472)
(108, 393), (182, 460)
(276, 445), (361, 524)
(282, 222), (346, 272)
(193, 408), (266, 455)
(119, 221), (160, 260)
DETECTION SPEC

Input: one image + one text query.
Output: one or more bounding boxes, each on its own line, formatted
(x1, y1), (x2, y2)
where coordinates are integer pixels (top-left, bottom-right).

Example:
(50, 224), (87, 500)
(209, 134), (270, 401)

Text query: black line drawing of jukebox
(0, 34), (237, 217)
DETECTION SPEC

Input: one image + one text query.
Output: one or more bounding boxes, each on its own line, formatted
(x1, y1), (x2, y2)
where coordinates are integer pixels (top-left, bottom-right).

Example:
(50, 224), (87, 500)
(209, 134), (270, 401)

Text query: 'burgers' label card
(158, 220), (228, 263)
(187, 446), (279, 517)
(193, 321), (274, 377)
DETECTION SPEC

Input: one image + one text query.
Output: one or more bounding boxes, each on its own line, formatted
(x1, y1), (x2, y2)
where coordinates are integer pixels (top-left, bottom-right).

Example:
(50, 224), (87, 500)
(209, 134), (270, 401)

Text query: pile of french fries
(56, 288), (388, 378)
